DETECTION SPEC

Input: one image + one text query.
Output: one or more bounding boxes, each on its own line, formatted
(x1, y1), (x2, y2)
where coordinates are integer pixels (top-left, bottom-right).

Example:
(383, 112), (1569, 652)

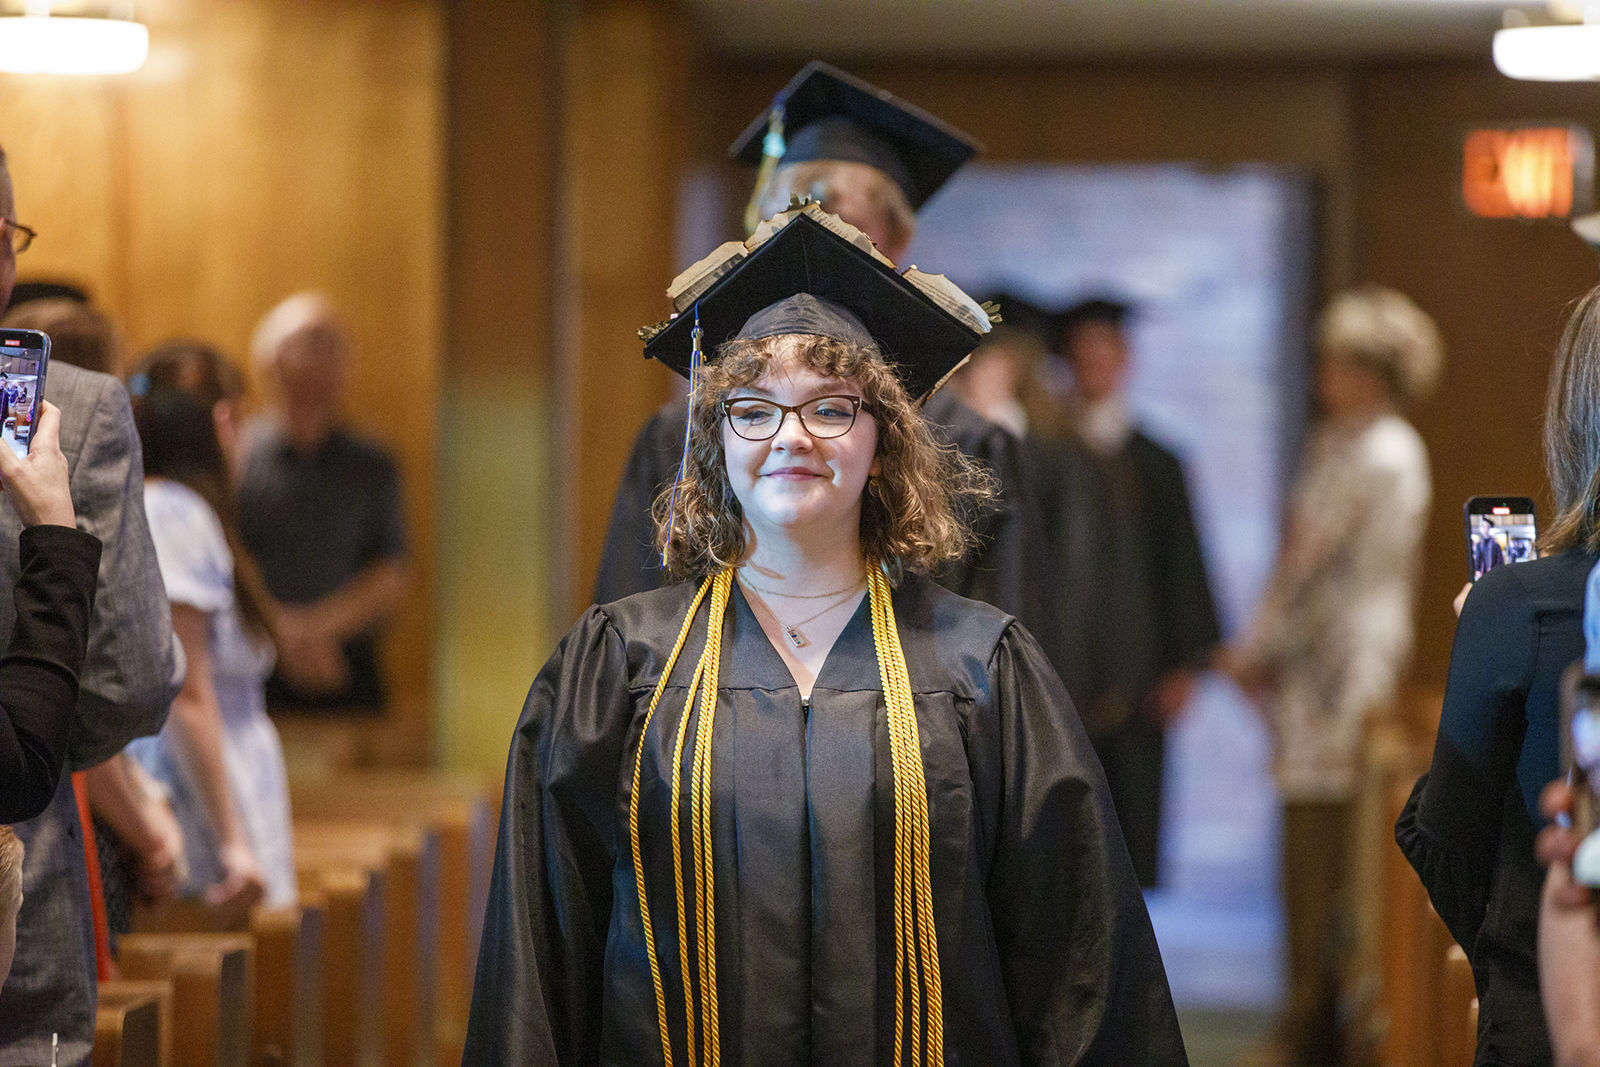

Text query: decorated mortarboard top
(640, 202), (996, 403)
(728, 61), (980, 212)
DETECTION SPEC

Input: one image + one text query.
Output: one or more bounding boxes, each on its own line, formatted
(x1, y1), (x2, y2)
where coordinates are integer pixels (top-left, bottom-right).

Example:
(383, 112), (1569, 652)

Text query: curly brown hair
(653, 333), (995, 582)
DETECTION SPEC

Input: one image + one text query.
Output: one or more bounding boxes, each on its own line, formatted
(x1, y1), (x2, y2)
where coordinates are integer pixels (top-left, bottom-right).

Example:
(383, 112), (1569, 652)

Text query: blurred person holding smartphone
(1394, 282), (1600, 1064)
(0, 395), (103, 822)
(1222, 285), (1442, 1063)
(0, 144), (181, 1064)
(3, 295), (189, 938)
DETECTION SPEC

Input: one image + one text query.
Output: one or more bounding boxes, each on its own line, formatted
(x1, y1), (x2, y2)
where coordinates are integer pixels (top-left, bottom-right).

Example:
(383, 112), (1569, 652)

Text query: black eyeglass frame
(2, 218), (35, 255)
(719, 394), (870, 441)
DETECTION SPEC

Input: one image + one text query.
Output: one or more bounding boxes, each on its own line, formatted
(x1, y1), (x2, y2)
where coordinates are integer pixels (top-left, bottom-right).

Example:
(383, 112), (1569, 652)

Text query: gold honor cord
(869, 567), (945, 1066)
(670, 642), (710, 1064)
(634, 567), (942, 1066)
(631, 574), (714, 1067)
(691, 572), (729, 1064)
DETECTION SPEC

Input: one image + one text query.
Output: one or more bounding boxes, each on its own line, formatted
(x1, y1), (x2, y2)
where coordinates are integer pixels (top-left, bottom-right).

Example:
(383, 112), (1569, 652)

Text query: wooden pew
(1439, 943), (1479, 1067)
(290, 769), (493, 1063)
(250, 903), (327, 1067)
(296, 819), (438, 1067)
(95, 981), (169, 1067)
(128, 898), (325, 1067)
(117, 933), (253, 1067)
(296, 862), (383, 1067)
(1379, 772), (1438, 1067)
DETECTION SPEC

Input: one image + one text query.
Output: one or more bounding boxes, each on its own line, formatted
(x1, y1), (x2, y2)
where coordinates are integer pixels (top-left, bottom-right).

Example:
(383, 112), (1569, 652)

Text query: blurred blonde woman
(1226, 285), (1442, 1063)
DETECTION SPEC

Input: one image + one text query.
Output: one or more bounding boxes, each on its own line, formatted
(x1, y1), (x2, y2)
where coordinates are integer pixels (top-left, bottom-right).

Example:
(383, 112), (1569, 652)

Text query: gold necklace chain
(738, 575), (864, 648)
(736, 569), (865, 600)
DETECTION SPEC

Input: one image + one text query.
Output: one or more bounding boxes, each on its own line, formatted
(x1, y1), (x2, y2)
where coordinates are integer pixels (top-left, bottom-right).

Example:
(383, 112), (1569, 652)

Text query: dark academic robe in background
(1018, 433), (1110, 715)
(591, 394), (1068, 681)
(1075, 428), (1220, 888)
(465, 574), (1186, 1066)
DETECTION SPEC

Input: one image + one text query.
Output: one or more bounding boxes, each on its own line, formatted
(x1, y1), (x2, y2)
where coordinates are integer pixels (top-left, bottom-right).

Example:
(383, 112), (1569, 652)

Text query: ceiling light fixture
(1494, 23), (1600, 80)
(1494, 3), (1600, 81)
(0, 3), (148, 76)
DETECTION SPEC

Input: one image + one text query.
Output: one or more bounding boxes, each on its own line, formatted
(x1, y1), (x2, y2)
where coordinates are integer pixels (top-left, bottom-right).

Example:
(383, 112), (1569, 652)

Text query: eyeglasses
(2, 218), (34, 255)
(720, 394), (867, 441)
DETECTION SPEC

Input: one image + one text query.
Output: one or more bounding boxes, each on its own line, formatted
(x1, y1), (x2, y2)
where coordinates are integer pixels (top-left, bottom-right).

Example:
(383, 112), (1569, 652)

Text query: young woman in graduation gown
(464, 208), (1185, 1066)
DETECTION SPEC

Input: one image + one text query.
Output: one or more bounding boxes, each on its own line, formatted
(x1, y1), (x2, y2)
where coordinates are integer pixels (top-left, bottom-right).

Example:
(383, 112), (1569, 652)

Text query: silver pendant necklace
(739, 576), (864, 648)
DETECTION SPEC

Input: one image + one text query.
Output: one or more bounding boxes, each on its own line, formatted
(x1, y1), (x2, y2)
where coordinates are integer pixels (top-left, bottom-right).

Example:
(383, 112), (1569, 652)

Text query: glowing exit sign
(1463, 125), (1594, 219)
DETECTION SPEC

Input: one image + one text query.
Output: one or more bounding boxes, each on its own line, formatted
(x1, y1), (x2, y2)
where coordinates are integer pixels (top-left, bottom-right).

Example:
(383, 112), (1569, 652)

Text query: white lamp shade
(1493, 24), (1600, 82)
(0, 15), (148, 76)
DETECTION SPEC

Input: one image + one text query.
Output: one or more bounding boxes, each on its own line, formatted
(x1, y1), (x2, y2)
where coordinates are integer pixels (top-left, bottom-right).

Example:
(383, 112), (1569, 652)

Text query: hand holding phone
(1465, 495), (1538, 581)
(0, 329), (49, 461)
(0, 401), (74, 528)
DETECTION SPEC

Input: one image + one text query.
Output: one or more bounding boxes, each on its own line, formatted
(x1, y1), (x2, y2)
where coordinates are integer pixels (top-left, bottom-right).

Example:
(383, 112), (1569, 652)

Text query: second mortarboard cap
(728, 61), (980, 212)
(643, 206), (992, 403)
(977, 290), (1056, 347)
(1054, 296), (1134, 342)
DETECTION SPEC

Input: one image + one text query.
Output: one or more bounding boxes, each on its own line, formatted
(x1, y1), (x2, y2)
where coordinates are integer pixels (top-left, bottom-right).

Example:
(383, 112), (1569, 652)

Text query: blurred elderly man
(237, 293), (407, 719)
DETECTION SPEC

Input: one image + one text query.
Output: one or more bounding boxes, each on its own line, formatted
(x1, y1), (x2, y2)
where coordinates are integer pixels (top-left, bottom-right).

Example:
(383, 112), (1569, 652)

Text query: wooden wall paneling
(557, 1), (690, 620)
(0, 77), (122, 302)
(119, 0), (444, 759)
(438, 2), (560, 777)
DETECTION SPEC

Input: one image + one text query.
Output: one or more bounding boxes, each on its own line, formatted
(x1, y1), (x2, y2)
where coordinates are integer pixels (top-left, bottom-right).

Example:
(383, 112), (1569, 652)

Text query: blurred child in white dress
(125, 344), (294, 920)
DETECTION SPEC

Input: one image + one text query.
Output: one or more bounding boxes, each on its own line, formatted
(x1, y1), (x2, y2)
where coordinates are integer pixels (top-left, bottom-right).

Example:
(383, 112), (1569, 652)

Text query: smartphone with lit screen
(1464, 495), (1537, 582)
(0, 329), (48, 459)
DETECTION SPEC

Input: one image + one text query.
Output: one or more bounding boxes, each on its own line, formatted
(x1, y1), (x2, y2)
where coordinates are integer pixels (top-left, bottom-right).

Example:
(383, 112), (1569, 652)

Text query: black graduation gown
(590, 396), (1068, 685)
(464, 573), (1186, 1066)
(1017, 433), (1110, 710)
(1080, 430), (1220, 735)
(1068, 429), (1220, 888)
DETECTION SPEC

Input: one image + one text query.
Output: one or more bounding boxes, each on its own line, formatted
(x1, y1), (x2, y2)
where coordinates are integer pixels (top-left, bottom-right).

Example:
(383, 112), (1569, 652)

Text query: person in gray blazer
(0, 146), (181, 1066)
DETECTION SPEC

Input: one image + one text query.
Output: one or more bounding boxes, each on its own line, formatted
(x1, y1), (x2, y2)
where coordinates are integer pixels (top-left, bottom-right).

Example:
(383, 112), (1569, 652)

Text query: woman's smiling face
(721, 339), (879, 549)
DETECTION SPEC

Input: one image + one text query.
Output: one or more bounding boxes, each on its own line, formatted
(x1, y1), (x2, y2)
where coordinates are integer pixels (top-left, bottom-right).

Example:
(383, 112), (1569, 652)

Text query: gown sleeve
(1394, 563), (1537, 955)
(463, 606), (637, 1065)
(0, 525), (102, 822)
(1140, 442), (1221, 674)
(983, 622), (1188, 1065)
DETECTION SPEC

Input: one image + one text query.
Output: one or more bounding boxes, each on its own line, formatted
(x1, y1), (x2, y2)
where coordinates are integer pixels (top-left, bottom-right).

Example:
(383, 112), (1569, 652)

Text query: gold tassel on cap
(630, 565), (942, 1066)
(742, 105), (786, 237)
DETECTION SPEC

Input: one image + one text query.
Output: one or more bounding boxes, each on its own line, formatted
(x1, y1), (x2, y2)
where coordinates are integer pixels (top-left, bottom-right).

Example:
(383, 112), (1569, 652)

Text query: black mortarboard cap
(727, 61), (980, 211)
(978, 291), (1055, 346)
(1054, 296), (1134, 342)
(643, 210), (987, 402)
